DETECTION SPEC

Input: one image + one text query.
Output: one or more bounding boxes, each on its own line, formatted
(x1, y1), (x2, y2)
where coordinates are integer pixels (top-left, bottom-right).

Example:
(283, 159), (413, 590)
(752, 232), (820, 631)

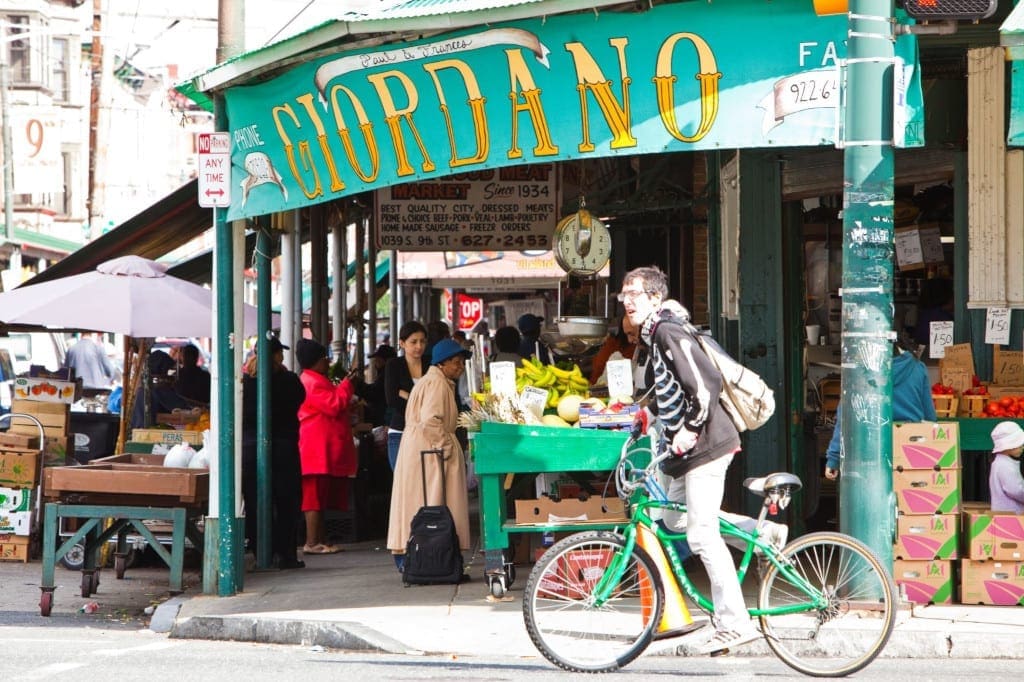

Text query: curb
(169, 615), (423, 655)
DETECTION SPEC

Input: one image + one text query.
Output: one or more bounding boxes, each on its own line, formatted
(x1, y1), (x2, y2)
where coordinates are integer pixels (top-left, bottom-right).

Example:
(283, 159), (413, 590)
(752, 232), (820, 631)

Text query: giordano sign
(224, 0), (923, 220)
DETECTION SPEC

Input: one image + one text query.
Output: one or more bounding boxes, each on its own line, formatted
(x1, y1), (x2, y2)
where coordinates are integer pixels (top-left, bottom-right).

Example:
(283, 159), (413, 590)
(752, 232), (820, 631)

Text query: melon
(556, 394), (585, 423)
(541, 414), (572, 428)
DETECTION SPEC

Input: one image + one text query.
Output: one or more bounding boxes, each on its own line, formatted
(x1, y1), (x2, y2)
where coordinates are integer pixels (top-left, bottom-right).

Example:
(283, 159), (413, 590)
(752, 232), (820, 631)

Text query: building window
(7, 15), (30, 83)
(52, 38), (68, 102)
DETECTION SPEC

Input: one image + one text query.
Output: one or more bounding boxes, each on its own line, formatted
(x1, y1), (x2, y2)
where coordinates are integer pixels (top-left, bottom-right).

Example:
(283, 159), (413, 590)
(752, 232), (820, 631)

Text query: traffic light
(900, 0), (997, 21)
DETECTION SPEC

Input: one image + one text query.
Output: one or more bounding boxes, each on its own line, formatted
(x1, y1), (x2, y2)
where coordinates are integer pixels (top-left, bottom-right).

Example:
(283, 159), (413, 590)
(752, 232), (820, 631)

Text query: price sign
(519, 386), (549, 419)
(929, 320), (954, 359)
(606, 359), (635, 400)
(489, 361), (517, 396)
(985, 307), (1011, 345)
(994, 346), (1024, 386)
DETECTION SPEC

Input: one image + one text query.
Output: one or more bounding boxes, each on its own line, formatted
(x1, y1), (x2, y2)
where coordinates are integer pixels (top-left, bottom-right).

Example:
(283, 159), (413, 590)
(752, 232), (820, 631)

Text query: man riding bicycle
(620, 265), (785, 655)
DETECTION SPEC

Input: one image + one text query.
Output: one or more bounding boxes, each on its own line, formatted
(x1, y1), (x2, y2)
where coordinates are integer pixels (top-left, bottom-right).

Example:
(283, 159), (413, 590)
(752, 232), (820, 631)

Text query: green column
(840, 0), (896, 566)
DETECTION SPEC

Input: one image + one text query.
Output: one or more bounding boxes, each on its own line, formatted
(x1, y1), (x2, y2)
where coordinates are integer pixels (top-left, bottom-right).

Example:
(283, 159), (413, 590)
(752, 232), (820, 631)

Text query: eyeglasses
(616, 289), (652, 303)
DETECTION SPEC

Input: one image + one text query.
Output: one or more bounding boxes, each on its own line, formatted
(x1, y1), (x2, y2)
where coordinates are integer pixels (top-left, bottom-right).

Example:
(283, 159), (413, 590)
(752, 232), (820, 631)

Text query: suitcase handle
(420, 448), (448, 507)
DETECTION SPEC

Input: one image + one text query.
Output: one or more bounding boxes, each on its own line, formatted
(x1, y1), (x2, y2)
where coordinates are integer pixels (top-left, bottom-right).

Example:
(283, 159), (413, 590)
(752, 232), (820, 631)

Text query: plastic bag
(164, 442), (196, 468)
(188, 430), (213, 469)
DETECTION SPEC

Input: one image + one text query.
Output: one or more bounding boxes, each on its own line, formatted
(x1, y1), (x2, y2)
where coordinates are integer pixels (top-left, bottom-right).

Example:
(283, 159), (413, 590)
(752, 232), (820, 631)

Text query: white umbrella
(0, 255), (270, 337)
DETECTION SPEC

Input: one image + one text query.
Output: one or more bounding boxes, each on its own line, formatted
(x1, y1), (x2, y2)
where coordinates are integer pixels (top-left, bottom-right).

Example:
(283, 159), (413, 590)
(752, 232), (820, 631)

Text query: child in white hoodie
(989, 421), (1024, 514)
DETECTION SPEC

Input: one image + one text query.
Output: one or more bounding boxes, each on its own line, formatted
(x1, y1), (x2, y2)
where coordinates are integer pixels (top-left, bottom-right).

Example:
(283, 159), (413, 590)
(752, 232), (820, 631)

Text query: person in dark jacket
(175, 344), (211, 405)
(384, 321), (429, 471)
(621, 266), (774, 655)
(357, 343), (396, 427)
(241, 337), (307, 569)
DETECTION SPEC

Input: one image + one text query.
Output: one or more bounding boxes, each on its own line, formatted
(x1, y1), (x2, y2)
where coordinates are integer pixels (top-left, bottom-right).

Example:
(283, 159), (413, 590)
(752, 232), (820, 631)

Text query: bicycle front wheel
(758, 531), (896, 677)
(522, 530), (663, 673)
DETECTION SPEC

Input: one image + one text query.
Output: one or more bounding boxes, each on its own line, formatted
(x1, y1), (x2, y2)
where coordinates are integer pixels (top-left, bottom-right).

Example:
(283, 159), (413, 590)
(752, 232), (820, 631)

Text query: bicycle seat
(743, 472), (802, 497)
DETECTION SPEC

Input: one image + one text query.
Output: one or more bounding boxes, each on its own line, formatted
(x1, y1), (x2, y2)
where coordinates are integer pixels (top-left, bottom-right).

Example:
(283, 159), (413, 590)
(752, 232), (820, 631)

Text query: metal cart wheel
(39, 589), (54, 617)
(488, 573), (508, 599)
(80, 572), (92, 598)
(114, 554), (127, 579)
(90, 571), (100, 594)
(60, 542), (85, 571)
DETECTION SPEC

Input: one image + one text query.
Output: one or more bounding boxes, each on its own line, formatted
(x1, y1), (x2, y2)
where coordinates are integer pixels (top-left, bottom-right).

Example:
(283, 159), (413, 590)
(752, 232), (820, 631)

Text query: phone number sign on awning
(374, 164), (557, 251)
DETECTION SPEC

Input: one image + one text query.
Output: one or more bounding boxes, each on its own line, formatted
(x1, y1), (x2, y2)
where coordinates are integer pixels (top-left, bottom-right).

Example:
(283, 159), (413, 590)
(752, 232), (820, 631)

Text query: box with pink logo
(894, 514), (959, 560)
(964, 509), (1024, 561)
(893, 559), (955, 605)
(893, 468), (961, 515)
(960, 559), (1024, 605)
(892, 422), (960, 470)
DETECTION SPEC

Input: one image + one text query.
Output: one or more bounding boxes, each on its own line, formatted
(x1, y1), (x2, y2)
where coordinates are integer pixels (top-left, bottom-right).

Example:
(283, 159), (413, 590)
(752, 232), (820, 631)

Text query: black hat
(368, 343), (396, 360)
(268, 337), (289, 354)
(295, 338), (328, 370)
(517, 313), (544, 334)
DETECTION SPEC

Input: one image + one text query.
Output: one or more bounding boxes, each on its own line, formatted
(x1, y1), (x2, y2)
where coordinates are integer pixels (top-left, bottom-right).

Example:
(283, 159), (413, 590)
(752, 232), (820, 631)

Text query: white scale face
(553, 209), (611, 276)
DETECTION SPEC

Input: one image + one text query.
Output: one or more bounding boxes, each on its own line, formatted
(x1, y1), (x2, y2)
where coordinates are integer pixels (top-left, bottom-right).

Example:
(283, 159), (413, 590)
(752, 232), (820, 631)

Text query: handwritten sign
(606, 359), (635, 400)
(939, 342), (975, 382)
(994, 346), (1024, 386)
(985, 307), (1011, 345)
(929, 320), (955, 359)
(894, 225), (943, 272)
(489, 361), (517, 396)
(519, 385), (549, 419)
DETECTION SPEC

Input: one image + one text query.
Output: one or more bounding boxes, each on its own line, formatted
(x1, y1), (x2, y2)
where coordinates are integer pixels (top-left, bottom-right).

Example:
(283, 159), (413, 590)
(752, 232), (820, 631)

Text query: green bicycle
(522, 433), (896, 677)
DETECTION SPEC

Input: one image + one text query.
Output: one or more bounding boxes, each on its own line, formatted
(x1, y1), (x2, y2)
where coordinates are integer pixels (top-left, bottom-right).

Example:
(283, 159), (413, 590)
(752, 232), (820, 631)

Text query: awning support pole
(840, 0), (895, 569)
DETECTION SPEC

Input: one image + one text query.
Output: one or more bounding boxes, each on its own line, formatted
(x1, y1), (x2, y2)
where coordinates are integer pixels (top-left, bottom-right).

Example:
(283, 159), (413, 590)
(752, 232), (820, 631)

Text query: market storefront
(181, 0), (930, 593)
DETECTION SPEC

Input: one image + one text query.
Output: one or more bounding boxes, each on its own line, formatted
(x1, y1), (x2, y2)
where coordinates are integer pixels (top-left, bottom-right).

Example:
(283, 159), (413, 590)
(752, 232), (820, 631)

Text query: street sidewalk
(166, 539), (1024, 661)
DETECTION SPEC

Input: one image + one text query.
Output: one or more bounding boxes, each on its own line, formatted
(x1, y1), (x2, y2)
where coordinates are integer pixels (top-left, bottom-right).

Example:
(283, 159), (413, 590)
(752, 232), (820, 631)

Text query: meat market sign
(222, 0), (924, 222)
(375, 165), (555, 251)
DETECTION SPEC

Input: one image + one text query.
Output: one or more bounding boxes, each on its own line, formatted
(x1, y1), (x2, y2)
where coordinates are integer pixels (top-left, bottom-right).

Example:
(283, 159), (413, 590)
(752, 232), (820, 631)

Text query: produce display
(515, 358), (591, 406)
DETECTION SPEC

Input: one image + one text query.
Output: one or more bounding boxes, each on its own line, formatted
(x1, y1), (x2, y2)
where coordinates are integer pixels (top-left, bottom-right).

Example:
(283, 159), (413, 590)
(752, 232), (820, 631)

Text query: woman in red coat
(296, 338), (358, 555)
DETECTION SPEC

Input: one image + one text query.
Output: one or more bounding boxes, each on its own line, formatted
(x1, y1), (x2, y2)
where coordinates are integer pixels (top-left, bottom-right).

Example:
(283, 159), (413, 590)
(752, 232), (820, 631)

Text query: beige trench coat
(386, 365), (470, 552)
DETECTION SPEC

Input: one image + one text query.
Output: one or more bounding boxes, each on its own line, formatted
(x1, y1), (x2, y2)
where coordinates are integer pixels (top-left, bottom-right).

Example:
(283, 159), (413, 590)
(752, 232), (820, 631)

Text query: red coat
(298, 369), (356, 477)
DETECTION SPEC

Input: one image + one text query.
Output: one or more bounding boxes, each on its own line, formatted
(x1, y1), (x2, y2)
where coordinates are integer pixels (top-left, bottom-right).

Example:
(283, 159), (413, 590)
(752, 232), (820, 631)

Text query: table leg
(168, 507), (186, 594)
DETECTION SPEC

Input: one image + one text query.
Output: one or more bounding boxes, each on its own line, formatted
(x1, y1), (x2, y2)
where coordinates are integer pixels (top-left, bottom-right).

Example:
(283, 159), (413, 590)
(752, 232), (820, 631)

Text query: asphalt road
(0, 626), (1018, 682)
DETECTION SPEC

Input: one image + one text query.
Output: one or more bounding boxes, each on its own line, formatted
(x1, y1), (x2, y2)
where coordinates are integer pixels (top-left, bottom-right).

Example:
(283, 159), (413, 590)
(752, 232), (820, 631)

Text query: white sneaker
(697, 627), (762, 655)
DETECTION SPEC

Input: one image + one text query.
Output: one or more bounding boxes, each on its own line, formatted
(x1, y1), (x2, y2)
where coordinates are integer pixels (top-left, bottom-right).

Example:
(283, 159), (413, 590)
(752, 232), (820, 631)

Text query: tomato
(985, 402), (1002, 416)
(1000, 397), (1015, 408)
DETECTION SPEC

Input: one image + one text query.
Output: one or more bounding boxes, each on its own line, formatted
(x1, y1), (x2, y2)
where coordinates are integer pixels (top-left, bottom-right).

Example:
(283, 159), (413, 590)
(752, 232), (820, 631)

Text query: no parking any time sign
(197, 132), (232, 208)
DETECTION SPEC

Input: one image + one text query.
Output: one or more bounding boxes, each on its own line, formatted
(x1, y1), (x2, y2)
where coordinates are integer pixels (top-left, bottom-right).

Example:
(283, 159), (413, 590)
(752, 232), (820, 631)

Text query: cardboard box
(894, 468), (961, 515)
(993, 347), (1024, 386)
(0, 509), (32, 535)
(0, 451), (38, 489)
(578, 404), (639, 429)
(0, 533), (29, 562)
(960, 559), (1024, 605)
(11, 376), (81, 404)
(893, 559), (955, 604)
(0, 486), (31, 512)
(0, 432), (40, 450)
(29, 365), (74, 381)
(514, 495), (627, 525)
(8, 399), (70, 436)
(894, 514), (959, 560)
(156, 410), (202, 426)
(130, 428), (204, 446)
(892, 422), (960, 470)
(964, 509), (1024, 560)
(986, 386), (1024, 399)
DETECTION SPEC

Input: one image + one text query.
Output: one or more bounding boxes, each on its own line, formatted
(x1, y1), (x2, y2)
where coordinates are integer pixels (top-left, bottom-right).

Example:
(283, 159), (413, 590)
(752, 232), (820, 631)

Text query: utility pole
(840, 0), (896, 567)
(87, 0), (107, 240)
(0, 25), (21, 285)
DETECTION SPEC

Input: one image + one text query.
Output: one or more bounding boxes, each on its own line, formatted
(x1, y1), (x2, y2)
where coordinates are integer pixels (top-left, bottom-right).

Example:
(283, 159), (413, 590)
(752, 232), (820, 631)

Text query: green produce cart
(471, 421), (645, 598)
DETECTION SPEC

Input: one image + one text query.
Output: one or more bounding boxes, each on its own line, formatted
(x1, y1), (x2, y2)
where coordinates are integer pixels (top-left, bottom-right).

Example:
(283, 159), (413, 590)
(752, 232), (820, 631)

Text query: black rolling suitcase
(403, 449), (465, 586)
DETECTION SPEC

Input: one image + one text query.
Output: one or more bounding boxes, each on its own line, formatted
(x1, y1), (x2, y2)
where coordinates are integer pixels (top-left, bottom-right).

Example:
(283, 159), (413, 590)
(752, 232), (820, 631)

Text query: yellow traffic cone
(637, 523), (703, 640)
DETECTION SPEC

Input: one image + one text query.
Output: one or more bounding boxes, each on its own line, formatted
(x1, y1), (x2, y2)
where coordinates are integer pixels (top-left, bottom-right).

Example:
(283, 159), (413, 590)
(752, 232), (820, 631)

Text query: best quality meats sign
(223, 0), (924, 221)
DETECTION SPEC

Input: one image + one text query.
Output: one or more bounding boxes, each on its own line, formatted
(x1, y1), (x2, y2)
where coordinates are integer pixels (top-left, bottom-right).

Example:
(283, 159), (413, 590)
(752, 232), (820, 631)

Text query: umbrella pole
(118, 338), (145, 453)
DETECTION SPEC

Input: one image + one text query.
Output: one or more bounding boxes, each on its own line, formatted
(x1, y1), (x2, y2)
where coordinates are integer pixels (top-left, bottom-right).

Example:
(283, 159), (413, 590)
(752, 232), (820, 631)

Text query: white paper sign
(985, 307), (1011, 345)
(606, 359), (635, 399)
(520, 385), (549, 419)
(489, 361), (517, 396)
(929, 320), (955, 359)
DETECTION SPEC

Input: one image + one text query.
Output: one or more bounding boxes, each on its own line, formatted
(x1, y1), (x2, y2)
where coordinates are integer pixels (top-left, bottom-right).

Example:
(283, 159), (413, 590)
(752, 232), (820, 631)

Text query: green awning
(20, 180), (211, 287)
(1002, 1), (1024, 145)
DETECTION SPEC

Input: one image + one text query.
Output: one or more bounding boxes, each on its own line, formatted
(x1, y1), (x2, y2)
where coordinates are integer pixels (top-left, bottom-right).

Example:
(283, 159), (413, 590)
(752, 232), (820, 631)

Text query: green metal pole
(255, 226), (272, 569)
(213, 95), (237, 596)
(840, 0), (896, 567)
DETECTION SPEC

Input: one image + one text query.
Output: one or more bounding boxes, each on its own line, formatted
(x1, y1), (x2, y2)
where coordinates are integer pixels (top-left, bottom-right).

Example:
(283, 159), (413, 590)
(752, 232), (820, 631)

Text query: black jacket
(643, 310), (740, 478)
(384, 355), (430, 431)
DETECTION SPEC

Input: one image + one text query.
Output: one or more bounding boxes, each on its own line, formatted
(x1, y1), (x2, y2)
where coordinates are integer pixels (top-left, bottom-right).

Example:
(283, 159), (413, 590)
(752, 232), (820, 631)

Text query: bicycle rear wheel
(522, 530), (663, 673)
(758, 531), (896, 677)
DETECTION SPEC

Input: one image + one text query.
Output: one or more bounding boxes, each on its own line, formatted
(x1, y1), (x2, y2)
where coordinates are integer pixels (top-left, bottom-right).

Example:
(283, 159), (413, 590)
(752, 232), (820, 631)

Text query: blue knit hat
(431, 338), (472, 365)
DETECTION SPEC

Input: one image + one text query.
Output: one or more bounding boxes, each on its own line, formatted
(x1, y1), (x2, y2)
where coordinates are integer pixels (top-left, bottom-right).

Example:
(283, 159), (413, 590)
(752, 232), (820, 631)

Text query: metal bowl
(556, 316), (610, 338)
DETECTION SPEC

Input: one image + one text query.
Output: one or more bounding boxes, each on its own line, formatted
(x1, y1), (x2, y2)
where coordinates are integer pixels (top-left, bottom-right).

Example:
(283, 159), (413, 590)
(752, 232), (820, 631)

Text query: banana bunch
(515, 357), (590, 408)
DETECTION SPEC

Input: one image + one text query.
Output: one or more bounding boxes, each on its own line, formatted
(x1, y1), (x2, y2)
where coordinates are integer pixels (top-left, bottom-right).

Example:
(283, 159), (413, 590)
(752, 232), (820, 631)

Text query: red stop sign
(446, 292), (483, 332)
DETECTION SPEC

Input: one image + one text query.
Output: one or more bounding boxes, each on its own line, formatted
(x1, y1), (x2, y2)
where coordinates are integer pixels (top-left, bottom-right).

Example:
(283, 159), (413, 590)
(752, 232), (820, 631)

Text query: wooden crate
(92, 453), (167, 466)
(130, 428), (203, 446)
(931, 394), (958, 419)
(0, 533), (29, 562)
(958, 395), (988, 418)
(43, 464), (208, 505)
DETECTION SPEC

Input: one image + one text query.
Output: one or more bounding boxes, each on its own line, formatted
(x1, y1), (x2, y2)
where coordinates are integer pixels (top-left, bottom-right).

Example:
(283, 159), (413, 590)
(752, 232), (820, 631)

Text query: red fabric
(301, 474), (350, 512)
(298, 370), (356, 477)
